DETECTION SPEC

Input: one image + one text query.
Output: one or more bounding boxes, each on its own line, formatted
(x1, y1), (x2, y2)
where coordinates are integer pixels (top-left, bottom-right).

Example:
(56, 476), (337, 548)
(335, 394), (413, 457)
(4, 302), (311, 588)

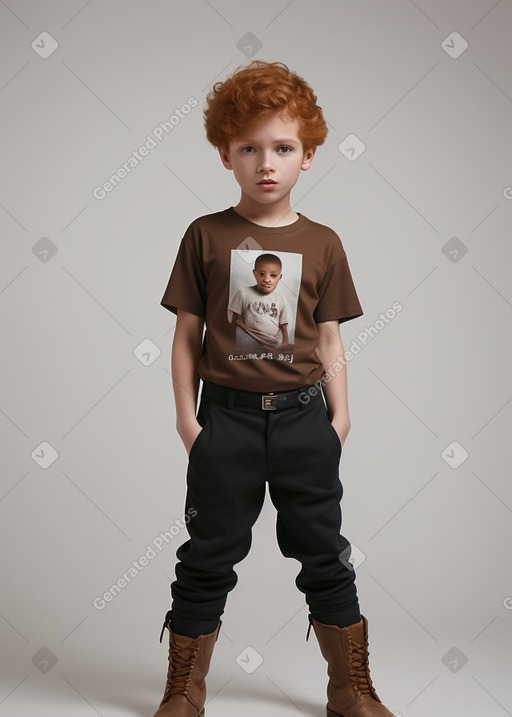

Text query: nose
(258, 151), (274, 173)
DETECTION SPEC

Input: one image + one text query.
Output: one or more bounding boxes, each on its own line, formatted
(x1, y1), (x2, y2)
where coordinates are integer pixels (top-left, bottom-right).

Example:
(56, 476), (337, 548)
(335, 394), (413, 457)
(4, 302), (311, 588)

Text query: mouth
(257, 179), (277, 185)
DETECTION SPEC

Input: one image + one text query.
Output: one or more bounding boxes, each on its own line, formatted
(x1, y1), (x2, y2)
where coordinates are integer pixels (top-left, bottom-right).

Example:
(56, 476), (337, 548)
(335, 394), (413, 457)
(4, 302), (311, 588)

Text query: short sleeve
(279, 295), (290, 325)
(227, 288), (244, 315)
(160, 238), (206, 317)
(314, 255), (363, 324)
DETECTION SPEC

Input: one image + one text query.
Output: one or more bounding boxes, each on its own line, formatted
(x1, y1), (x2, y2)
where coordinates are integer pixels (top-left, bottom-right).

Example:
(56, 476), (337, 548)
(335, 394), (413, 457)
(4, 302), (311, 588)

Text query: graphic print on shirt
(227, 249), (302, 362)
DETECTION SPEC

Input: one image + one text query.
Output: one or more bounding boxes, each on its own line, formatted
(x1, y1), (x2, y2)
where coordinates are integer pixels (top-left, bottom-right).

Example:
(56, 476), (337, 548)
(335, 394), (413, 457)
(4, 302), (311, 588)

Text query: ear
(218, 147), (233, 170)
(301, 146), (316, 171)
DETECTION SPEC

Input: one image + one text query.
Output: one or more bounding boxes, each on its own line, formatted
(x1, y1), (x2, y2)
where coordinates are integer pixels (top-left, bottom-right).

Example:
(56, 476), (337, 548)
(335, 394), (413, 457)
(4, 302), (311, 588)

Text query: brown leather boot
(153, 611), (221, 717)
(307, 614), (393, 717)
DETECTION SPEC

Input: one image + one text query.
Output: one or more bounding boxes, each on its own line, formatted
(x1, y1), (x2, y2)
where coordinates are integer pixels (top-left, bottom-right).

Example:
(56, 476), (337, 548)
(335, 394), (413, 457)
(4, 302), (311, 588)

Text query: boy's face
(253, 261), (282, 295)
(218, 113), (315, 210)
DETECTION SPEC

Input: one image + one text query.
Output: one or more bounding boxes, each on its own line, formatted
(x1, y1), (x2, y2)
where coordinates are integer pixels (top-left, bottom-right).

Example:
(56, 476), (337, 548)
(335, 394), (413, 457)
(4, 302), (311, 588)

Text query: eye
(277, 146), (292, 154)
(242, 146), (255, 153)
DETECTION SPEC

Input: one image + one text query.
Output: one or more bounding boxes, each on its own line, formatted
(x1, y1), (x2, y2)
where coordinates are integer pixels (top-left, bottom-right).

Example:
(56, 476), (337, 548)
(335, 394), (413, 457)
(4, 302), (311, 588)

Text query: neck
(233, 194), (298, 227)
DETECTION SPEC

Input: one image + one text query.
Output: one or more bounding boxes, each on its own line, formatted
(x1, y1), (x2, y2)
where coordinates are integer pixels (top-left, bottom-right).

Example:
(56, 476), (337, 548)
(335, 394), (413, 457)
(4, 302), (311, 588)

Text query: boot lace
(348, 635), (377, 696)
(162, 640), (200, 701)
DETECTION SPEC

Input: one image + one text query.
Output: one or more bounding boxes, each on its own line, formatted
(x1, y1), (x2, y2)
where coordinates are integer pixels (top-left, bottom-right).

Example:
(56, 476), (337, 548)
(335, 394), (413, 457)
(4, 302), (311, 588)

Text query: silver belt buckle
(261, 394), (278, 410)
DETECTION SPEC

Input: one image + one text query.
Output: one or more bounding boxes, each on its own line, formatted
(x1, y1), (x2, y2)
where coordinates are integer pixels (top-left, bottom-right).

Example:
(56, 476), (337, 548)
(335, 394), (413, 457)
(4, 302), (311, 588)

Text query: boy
(227, 253), (291, 352)
(155, 61), (393, 717)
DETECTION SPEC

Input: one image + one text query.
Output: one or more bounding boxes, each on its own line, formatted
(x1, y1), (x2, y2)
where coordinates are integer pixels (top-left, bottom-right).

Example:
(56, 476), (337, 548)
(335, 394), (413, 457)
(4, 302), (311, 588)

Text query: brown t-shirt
(160, 207), (363, 392)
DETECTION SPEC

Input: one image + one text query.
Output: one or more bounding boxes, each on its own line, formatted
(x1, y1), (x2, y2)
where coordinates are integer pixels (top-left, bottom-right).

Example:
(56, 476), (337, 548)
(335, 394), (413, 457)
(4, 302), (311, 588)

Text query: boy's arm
(315, 320), (351, 446)
(171, 308), (205, 454)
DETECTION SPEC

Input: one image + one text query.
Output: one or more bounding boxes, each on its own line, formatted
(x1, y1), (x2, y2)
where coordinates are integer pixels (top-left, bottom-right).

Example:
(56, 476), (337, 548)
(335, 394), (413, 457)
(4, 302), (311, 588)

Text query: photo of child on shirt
(227, 253), (293, 353)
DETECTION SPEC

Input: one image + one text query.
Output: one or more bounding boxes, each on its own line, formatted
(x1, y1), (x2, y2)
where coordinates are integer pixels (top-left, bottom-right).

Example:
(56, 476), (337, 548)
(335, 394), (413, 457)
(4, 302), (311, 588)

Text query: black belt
(202, 380), (321, 411)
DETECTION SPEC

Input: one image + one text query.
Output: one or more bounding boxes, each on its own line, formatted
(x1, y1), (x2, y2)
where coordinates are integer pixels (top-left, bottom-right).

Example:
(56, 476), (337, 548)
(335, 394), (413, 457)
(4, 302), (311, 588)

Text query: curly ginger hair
(204, 60), (328, 152)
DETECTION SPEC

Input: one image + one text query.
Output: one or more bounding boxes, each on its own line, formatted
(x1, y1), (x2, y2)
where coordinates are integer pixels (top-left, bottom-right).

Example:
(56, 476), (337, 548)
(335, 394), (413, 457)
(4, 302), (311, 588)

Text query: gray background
(1, 1), (511, 715)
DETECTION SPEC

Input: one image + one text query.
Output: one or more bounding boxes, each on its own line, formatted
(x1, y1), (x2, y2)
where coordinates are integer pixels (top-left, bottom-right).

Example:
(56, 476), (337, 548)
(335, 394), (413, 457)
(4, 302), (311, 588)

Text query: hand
(177, 419), (203, 456)
(235, 319), (250, 333)
(330, 418), (351, 448)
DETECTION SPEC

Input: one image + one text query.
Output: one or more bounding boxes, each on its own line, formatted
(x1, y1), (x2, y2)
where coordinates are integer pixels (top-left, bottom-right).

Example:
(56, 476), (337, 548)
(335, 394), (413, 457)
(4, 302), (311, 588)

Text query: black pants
(169, 380), (361, 637)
